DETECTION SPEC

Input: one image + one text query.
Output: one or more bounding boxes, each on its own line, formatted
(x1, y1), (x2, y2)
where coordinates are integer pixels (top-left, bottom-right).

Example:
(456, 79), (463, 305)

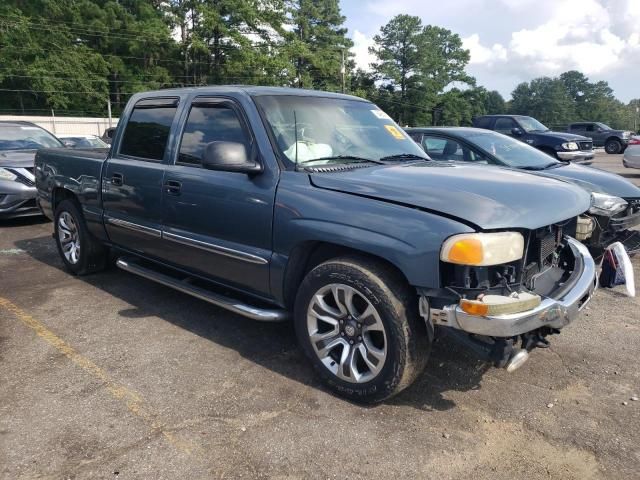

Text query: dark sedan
(0, 121), (64, 219)
(406, 127), (640, 254)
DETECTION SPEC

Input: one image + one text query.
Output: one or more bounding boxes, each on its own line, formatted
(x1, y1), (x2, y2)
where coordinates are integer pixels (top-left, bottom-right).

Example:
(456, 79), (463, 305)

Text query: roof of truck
(131, 85), (369, 102)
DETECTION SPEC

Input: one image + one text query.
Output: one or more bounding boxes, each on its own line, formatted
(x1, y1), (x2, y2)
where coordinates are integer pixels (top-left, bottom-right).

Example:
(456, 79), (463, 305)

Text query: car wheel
(54, 199), (107, 275)
(294, 255), (431, 403)
(605, 139), (622, 154)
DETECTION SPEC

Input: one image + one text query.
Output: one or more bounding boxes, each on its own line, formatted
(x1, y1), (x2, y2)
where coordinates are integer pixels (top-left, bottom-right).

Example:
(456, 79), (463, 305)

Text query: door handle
(165, 180), (182, 195)
(111, 172), (124, 186)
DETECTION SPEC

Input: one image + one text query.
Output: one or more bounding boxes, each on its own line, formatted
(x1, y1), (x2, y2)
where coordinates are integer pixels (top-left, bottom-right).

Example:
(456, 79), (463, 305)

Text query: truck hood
(0, 150), (36, 168)
(530, 131), (590, 142)
(540, 163), (640, 199)
(309, 162), (591, 230)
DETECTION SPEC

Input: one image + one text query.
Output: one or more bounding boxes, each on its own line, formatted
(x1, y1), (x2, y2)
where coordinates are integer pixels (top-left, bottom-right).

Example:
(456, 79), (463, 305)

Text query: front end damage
(420, 222), (598, 372)
(577, 198), (640, 256)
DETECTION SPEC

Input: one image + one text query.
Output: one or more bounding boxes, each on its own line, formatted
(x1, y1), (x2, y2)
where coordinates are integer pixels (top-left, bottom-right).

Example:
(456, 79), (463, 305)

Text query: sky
(341, 0), (640, 102)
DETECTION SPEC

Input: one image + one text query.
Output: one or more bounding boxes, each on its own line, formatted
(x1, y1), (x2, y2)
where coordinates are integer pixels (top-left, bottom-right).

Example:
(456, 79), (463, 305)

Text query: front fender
(271, 172), (474, 303)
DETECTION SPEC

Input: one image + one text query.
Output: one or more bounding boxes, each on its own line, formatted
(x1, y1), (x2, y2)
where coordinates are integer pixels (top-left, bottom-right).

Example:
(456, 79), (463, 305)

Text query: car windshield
(0, 125), (63, 150)
(461, 130), (560, 169)
(596, 122), (612, 130)
(517, 117), (549, 133)
(65, 136), (109, 148)
(253, 95), (429, 167)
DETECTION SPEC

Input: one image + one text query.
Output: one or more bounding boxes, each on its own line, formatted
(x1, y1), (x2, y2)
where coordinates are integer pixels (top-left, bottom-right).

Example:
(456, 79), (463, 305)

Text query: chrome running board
(115, 257), (288, 322)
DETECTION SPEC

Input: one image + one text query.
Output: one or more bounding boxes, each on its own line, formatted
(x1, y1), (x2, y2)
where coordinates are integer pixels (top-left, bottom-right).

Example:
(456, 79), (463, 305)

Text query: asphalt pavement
(1, 151), (639, 479)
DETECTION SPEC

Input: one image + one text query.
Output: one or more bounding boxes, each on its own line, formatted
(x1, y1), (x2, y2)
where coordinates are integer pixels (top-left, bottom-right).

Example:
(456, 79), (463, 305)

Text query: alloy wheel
(306, 283), (387, 383)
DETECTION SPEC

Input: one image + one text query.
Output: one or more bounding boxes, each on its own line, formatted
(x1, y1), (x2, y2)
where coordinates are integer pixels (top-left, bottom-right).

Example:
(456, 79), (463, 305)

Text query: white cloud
(459, 0), (640, 92)
(351, 30), (376, 71)
(346, 0), (640, 100)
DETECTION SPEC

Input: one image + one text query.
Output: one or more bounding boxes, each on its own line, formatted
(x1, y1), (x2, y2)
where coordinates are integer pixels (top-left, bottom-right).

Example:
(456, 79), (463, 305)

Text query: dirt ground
(1, 152), (639, 479)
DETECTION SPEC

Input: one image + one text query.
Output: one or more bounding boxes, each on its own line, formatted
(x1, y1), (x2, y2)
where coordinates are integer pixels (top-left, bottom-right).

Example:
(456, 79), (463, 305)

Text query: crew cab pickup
(35, 87), (597, 403)
(473, 115), (594, 164)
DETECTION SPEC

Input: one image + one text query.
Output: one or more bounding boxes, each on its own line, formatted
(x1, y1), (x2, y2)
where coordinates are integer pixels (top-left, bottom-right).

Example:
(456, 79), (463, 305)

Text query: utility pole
(107, 98), (112, 128)
(50, 109), (57, 134)
(341, 50), (345, 93)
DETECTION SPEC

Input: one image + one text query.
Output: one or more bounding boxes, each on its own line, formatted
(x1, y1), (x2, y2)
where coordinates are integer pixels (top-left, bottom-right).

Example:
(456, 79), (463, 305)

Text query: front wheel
(294, 256), (431, 403)
(605, 139), (622, 154)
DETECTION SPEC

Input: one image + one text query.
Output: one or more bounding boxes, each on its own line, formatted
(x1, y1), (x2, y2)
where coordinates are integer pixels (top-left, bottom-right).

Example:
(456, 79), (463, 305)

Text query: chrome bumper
(429, 238), (597, 337)
(557, 150), (594, 162)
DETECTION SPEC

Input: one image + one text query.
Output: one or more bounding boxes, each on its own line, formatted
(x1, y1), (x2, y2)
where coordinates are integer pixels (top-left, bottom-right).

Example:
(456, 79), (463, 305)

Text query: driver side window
(494, 118), (517, 135)
(422, 135), (487, 163)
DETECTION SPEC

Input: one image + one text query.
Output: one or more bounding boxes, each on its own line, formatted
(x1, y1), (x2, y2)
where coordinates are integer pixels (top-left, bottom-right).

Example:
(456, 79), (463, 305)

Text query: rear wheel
(54, 199), (107, 275)
(605, 139), (622, 154)
(294, 256), (431, 403)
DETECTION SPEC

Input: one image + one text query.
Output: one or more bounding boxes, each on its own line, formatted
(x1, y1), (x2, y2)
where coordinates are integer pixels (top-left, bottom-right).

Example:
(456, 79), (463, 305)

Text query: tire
(54, 199), (107, 275)
(605, 139), (622, 154)
(294, 255), (432, 403)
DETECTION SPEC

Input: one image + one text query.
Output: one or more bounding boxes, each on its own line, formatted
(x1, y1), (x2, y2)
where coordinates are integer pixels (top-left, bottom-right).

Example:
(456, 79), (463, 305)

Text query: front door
(102, 98), (179, 258)
(160, 97), (277, 297)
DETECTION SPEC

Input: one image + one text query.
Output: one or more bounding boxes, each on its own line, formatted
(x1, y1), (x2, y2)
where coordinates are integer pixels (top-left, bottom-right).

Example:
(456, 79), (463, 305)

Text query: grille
(539, 233), (557, 263)
(579, 141), (593, 151)
(8, 167), (35, 187)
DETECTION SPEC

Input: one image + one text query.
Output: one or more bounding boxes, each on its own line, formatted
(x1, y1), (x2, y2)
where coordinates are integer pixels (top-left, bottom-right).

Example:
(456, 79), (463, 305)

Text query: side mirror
(62, 140), (76, 148)
(597, 128), (604, 132)
(511, 127), (523, 136)
(202, 141), (262, 174)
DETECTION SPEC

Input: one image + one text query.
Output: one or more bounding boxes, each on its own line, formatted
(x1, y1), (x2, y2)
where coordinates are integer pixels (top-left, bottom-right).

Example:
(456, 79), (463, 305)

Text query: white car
(57, 134), (109, 149)
(623, 136), (640, 169)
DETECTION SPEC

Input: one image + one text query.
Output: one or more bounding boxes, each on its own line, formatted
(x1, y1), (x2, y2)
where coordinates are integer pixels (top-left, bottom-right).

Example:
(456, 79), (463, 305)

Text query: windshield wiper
(521, 162), (558, 171)
(379, 153), (429, 162)
(296, 155), (385, 167)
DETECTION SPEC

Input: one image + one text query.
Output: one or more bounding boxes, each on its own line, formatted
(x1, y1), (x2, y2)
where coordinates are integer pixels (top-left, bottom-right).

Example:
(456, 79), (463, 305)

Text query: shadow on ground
(14, 233), (490, 410)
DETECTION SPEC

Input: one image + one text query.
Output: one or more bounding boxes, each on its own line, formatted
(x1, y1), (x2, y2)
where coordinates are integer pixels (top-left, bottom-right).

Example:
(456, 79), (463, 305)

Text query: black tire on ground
(294, 255), (432, 403)
(54, 198), (108, 275)
(605, 139), (622, 154)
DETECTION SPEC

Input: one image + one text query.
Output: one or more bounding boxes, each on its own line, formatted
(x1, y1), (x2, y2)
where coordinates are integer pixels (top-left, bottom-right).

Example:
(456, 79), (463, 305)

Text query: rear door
(159, 96), (276, 297)
(102, 97), (179, 258)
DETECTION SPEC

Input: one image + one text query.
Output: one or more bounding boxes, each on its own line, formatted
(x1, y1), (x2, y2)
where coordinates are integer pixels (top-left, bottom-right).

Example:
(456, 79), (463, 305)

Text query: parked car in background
(35, 86), (598, 402)
(58, 134), (110, 149)
(406, 127), (640, 254)
(0, 121), (64, 219)
(473, 115), (594, 164)
(101, 127), (116, 144)
(623, 136), (640, 169)
(567, 122), (632, 154)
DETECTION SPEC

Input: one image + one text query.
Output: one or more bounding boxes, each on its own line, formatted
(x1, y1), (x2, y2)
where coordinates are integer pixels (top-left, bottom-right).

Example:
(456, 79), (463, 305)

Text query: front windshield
(0, 125), (63, 151)
(517, 117), (549, 133)
(253, 95), (429, 167)
(462, 130), (560, 169)
(596, 122), (612, 130)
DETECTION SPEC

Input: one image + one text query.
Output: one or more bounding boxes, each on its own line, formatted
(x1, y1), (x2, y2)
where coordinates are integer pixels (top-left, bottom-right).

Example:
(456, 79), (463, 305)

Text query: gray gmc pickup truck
(35, 87), (597, 402)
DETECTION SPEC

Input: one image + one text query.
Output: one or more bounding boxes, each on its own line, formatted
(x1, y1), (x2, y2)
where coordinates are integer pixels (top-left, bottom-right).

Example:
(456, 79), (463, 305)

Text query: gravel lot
(1, 151), (639, 479)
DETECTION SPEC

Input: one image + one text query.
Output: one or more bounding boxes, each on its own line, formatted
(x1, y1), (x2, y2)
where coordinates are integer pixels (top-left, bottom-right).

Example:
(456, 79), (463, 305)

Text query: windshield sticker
(371, 109), (391, 119)
(384, 125), (406, 140)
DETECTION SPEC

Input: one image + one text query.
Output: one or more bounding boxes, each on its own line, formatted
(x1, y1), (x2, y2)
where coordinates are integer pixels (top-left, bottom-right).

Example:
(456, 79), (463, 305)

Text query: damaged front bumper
(422, 238), (597, 338)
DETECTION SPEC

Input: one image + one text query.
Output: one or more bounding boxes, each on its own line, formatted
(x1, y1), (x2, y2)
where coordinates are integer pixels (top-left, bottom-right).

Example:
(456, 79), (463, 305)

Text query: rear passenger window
(120, 98), (178, 161)
(178, 104), (249, 166)
(474, 117), (493, 129)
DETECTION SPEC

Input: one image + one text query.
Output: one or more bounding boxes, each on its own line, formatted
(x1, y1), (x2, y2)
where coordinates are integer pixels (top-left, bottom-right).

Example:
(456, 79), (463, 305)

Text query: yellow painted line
(0, 296), (199, 456)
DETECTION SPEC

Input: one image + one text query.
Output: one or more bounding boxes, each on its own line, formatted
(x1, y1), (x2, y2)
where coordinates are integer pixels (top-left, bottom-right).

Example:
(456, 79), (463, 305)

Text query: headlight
(0, 167), (17, 181)
(589, 192), (628, 215)
(623, 131), (631, 138)
(440, 232), (524, 266)
(561, 142), (579, 151)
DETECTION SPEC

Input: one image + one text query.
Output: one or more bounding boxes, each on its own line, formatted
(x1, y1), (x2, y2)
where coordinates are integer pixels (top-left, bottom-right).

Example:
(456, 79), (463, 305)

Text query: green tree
(483, 90), (506, 114)
(288, 0), (353, 91)
(510, 77), (574, 126)
(369, 15), (473, 125)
